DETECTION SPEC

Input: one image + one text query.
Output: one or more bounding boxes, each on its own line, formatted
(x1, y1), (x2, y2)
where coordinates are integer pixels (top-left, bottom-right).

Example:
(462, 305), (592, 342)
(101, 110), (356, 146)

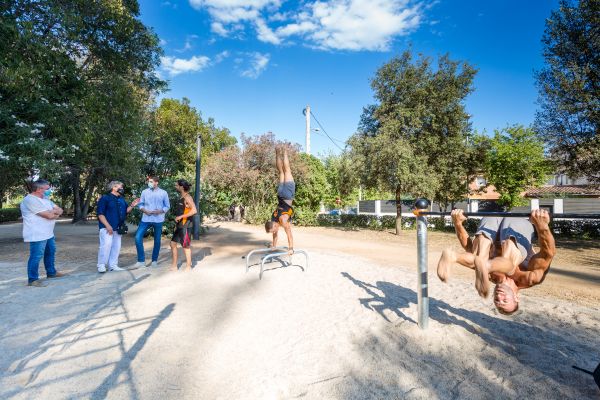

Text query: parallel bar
(416, 215), (429, 330)
(245, 247), (287, 272)
(260, 250), (309, 280)
(418, 211), (599, 219)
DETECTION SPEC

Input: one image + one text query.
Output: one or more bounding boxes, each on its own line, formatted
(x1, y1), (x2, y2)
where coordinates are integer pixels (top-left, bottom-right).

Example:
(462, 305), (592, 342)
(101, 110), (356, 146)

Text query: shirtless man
(438, 209), (555, 315)
(264, 146), (295, 255)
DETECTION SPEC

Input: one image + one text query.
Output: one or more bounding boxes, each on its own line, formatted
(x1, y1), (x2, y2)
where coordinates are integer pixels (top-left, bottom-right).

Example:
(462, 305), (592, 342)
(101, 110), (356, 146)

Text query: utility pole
(304, 104), (311, 155)
(193, 133), (201, 240)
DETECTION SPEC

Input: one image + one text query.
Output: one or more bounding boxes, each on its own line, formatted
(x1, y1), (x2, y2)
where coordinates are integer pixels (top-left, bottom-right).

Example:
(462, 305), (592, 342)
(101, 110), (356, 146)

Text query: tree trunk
(395, 185), (402, 235)
(72, 171), (83, 223)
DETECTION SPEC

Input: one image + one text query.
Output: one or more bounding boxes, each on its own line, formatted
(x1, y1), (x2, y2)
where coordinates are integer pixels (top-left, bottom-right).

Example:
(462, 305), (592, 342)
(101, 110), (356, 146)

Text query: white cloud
(255, 18), (280, 44)
(176, 34), (199, 53)
(214, 50), (230, 63)
(293, 0), (422, 51)
(189, 0), (424, 51)
(239, 52), (270, 79)
(161, 55), (211, 76)
(211, 21), (229, 36)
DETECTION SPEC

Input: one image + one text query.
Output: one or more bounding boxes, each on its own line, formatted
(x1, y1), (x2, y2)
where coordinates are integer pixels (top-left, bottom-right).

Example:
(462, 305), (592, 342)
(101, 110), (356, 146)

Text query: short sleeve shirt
(20, 194), (56, 242)
(97, 194), (128, 230)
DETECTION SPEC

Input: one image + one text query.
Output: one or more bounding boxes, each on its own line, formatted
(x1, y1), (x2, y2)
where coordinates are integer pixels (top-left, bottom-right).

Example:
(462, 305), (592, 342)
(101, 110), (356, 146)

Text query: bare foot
(437, 248), (456, 283)
(474, 256), (490, 298)
(183, 263), (192, 272)
(169, 264), (177, 271)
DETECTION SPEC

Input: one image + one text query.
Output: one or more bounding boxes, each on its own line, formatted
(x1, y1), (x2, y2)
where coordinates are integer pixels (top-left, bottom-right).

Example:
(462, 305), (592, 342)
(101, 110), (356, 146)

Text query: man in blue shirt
(134, 176), (170, 268)
(97, 181), (140, 273)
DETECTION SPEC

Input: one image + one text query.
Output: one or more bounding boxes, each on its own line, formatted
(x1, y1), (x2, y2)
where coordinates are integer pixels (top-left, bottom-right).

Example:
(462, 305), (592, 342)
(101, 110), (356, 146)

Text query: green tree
(147, 98), (236, 178)
(535, 0), (600, 182)
(348, 51), (477, 234)
(483, 125), (552, 209)
(0, 1), (165, 221)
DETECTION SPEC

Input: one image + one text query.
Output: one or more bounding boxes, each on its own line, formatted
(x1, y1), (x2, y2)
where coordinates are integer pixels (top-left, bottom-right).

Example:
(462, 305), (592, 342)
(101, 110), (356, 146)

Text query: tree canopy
(535, 0), (600, 182)
(347, 50), (477, 233)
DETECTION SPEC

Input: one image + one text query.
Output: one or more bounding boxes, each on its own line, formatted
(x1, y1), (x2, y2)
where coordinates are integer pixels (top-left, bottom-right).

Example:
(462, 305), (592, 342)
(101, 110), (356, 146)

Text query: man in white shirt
(134, 176), (170, 268)
(20, 179), (67, 287)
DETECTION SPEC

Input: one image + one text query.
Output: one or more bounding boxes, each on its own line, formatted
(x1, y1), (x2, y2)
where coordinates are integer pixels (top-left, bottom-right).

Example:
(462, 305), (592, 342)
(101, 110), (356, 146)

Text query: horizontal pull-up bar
(413, 210), (600, 219)
(412, 198), (599, 219)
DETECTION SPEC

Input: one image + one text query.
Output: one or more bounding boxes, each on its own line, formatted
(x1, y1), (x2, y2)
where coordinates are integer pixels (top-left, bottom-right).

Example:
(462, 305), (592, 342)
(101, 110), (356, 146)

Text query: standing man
(97, 181), (140, 273)
(20, 179), (67, 287)
(134, 176), (170, 268)
(264, 146), (295, 255)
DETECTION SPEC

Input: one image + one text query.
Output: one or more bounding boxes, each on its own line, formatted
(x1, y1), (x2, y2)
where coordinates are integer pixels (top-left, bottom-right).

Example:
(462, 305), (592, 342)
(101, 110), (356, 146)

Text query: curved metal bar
(259, 250), (309, 280)
(245, 247), (287, 272)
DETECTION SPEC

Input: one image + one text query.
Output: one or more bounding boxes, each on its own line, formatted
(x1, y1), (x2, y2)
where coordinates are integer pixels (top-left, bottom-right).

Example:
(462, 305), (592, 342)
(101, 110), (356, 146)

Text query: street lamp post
(193, 133), (201, 240)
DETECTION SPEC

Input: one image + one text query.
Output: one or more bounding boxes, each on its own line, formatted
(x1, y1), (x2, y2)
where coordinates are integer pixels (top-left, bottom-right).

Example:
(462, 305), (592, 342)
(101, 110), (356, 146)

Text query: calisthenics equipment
(412, 198), (600, 330)
(243, 246), (309, 280)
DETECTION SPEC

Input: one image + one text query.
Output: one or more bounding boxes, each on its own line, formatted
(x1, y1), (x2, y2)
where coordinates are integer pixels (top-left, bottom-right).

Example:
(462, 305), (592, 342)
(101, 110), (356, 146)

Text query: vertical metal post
(305, 105), (311, 155)
(193, 134), (201, 240)
(416, 215), (429, 329)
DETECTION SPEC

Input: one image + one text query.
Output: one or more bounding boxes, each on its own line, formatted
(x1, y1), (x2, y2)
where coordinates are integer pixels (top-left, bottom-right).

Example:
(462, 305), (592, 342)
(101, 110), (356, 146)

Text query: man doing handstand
(265, 146), (295, 255)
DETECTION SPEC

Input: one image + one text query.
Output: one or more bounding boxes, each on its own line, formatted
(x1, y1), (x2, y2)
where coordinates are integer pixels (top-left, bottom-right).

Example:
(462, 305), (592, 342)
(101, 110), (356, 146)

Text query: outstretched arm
(281, 215), (294, 254)
(451, 209), (472, 252)
(513, 209), (555, 288)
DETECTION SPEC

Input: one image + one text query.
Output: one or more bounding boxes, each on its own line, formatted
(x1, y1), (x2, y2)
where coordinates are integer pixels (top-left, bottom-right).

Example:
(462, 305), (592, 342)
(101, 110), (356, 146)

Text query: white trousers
(97, 228), (122, 268)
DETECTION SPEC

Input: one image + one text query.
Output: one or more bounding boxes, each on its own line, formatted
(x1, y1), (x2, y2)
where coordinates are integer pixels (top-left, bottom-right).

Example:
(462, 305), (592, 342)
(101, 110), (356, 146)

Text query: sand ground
(0, 219), (598, 399)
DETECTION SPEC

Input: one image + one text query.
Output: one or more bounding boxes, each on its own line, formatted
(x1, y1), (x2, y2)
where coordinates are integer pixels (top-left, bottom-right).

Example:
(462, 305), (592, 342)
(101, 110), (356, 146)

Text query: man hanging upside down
(265, 146), (295, 255)
(437, 208), (555, 315)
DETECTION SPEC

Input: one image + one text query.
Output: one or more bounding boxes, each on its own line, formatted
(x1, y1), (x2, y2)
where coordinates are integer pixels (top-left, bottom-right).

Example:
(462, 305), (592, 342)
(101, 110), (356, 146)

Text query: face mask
(116, 188), (125, 195)
(44, 189), (52, 198)
(148, 182), (154, 189)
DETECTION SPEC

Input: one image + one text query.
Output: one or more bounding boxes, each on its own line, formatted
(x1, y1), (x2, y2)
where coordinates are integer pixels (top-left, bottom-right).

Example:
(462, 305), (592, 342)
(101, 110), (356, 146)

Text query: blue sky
(139, 0), (559, 156)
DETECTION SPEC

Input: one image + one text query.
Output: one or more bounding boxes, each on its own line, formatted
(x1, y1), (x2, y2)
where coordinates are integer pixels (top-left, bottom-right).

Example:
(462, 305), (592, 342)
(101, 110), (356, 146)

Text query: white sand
(0, 222), (598, 399)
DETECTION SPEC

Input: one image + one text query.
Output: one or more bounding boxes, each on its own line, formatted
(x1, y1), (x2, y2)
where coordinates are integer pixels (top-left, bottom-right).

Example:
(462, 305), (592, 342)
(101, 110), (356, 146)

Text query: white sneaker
(98, 265), (107, 273)
(109, 265), (126, 272)
(151, 261), (158, 268)
(132, 262), (146, 268)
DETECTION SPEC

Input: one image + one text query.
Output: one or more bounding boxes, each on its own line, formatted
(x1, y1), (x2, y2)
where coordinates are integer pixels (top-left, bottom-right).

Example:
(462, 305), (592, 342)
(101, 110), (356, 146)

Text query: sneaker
(98, 265), (107, 273)
(109, 265), (126, 272)
(131, 262), (146, 268)
(151, 261), (158, 268)
(47, 271), (68, 279)
(28, 280), (48, 287)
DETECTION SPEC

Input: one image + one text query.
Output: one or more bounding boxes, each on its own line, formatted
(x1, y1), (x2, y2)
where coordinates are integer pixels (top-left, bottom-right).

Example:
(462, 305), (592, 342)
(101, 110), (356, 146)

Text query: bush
(550, 219), (600, 239)
(0, 208), (21, 223)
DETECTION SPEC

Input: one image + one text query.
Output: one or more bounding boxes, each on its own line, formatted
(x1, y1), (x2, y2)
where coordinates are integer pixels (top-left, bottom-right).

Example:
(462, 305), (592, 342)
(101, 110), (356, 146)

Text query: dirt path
(0, 220), (598, 399)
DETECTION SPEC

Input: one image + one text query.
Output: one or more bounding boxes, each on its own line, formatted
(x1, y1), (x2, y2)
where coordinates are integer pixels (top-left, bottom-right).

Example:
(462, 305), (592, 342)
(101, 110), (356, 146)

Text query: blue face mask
(148, 182), (154, 189)
(44, 189), (52, 198)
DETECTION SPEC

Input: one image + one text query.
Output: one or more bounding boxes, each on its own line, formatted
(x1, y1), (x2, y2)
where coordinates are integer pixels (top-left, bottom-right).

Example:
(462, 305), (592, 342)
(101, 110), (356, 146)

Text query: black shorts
(171, 223), (191, 248)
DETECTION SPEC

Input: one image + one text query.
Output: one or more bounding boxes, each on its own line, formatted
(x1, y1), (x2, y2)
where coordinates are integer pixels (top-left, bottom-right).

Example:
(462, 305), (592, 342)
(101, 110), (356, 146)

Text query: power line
(309, 111), (345, 151)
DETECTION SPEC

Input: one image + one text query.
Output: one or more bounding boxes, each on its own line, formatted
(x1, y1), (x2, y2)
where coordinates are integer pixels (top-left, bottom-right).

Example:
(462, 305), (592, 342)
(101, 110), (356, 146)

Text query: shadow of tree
(340, 272), (599, 399)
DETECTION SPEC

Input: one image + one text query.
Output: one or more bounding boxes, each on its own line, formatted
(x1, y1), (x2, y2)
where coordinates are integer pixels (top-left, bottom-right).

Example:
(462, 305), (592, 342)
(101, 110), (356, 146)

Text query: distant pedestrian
(20, 179), (67, 287)
(239, 204), (245, 221)
(96, 181), (140, 273)
(134, 176), (170, 268)
(229, 204), (235, 220)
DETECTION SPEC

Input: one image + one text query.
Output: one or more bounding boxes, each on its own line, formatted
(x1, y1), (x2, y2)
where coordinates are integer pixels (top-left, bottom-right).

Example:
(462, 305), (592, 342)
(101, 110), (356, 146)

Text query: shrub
(0, 208), (21, 223)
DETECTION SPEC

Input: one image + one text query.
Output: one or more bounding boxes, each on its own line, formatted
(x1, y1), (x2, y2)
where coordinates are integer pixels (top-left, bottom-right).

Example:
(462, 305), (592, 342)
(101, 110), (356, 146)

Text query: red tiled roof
(524, 185), (600, 197)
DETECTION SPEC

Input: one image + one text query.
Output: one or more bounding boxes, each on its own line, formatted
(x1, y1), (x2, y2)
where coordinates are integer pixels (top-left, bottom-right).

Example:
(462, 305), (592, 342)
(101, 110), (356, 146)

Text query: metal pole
(416, 215), (429, 329)
(305, 104), (311, 155)
(193, 134), (201, 240)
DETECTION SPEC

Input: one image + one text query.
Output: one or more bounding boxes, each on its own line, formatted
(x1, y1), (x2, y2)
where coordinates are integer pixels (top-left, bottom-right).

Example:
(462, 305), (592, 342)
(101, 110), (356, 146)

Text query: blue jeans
(135, 221), (163, 262)
(27, 237), (57, 283)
